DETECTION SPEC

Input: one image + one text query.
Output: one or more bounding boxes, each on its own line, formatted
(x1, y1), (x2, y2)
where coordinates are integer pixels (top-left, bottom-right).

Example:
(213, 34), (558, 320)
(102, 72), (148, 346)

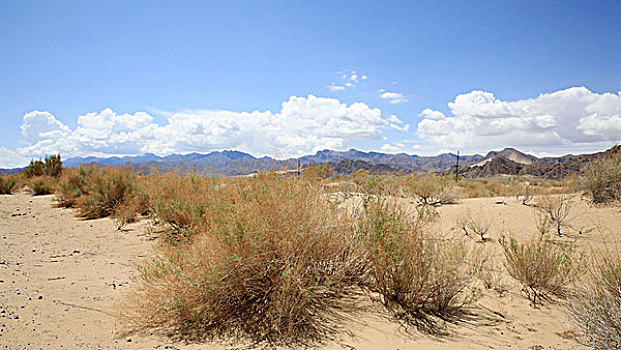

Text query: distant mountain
(462, 147), (616, 179)
(1, 147), (614, 179)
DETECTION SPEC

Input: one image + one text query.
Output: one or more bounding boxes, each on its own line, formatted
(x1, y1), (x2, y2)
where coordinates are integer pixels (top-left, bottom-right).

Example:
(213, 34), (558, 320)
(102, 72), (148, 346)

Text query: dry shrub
(28, 176), (57, 195)
(55, 167), (94, 208)
(457, 209), (492, 242)
(534, 194), (574, 236)
(78, 167), (146, 220)
(500, 235), (581, 306)
(121, 173), (365, 345)
(580, 151), (621, 204)
(145, 172), (220, 242)
(566, 252), (621, 349)
(359, 197), (480, 332)
(0, 175), (17, 194)
(404, 174), (457, 205)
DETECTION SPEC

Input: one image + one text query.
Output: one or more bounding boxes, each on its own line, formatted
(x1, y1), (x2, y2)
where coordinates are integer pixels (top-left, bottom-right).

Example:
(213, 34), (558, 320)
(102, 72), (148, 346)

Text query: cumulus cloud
(390, 123), (410, 132)
(13, 95), (388, 163)
(380, 143), (403, 153)
(0, 146), (29, 169)
(380, 91), (409, 104)
(417, 87), (621, 152)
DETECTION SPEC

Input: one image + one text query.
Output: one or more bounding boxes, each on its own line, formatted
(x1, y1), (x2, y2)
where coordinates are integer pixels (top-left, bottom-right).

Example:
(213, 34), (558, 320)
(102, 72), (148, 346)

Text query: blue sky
(1, 1), (620, 167)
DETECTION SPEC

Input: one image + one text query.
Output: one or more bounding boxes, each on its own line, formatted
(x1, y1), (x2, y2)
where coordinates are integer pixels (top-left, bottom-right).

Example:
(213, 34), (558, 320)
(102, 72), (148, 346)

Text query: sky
(1, 0), (620, 168)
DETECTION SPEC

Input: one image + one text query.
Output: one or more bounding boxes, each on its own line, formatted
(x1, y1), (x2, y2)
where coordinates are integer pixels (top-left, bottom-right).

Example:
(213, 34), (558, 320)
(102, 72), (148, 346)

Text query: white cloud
(12, 95), (389, 164)
(0, 146), (29, 169)
(326, 69), (367, 91)
(390, 123), (410, 132)
(389, 114), (403, 123)
(326, 85), (346, 91)
(380, 91), (409, 104)
(417, 87), (621, 153)
(380, 143), (403, 153)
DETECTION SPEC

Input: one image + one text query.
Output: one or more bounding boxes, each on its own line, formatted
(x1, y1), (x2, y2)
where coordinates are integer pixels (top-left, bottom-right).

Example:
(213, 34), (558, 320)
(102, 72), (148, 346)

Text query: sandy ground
(2, 191), (620, 349)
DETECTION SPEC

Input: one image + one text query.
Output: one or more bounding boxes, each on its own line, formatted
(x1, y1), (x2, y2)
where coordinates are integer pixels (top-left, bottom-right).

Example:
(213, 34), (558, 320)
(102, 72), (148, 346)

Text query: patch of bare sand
(2, 192), (620, 349)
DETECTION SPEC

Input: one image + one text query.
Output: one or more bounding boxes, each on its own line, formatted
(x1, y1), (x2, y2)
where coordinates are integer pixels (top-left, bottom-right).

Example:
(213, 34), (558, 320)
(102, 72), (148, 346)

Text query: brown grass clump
(77, 167), (147, 221)
(500, 234), (582, 306)
(0, 175), (17, 194)
(121, 173), (366, 345)
(28, 176), (58, 195)
(145, 172), (220, 242)
(566, 251), (621, 349)
(580, 151), (621, 204)
(359, 197), (480, 333)
(534, 194), (574, 236)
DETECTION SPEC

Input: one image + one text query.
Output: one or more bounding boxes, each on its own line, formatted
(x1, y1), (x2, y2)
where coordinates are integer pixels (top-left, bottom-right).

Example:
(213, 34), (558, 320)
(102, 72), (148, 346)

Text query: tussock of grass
(580, 151), (621, 204)
(359, 197), (480, 333)
(566, 252), (621, 349)
(500, 234), (582, 306)
(121, 173), (366, 344)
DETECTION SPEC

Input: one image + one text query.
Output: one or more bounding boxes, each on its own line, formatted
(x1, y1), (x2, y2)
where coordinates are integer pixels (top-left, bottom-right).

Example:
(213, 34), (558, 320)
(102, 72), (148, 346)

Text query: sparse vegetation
(500, 235), (581, 306)
(566, 252), (621, 349)
(457, 209), (492, 242)
(404, 174), (457, 205)
(360, 197), (480, 332)
(121, 174), (366, 344)
(23, 154), (63, 178)
(534, 194), (574, 236)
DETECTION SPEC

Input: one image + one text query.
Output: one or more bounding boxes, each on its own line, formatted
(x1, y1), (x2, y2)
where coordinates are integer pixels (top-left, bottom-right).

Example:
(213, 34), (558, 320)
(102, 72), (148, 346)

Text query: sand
(2, 191), (620, 349)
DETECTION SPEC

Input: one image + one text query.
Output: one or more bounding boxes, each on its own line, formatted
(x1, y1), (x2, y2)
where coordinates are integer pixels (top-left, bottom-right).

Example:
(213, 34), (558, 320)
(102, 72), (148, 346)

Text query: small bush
(121, 174), (366, 344)
(500, 235), (581, 306)
(78, 167), (146, 220)
(404, 174), (457, 205)
(28, 176), (57, 195)
(0, 175), (17, 194)
(55, 167), (94, 208)
(566, 253), (621, 349)
(360, 197), (480, 332)
(535, 194), (574, 236)
(457, 209), (492, 242)
(580, 151), (621, 204)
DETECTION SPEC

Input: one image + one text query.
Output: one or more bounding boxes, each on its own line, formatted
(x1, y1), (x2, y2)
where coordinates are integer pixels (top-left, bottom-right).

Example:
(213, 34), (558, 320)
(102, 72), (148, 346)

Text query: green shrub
(78, 167), (145, 220)
(55, 167), (94, 208)
(23, 154), (63, 178)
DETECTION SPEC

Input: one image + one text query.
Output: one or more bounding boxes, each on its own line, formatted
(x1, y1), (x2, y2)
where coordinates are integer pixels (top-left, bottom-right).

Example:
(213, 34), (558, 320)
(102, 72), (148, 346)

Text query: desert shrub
(500, 235), (581, 306)
(78, 167), (146, 220)
(55, 167), (94, 208)
(303, 163), (333, 180)
(145, 172), (220, 241)
(359, 197), (480, 332)
(457, 209), (492, 242)
(580, 152), (621, 204)
(404, 174), (457, 205)
(23, 154), (63, 178)
(566, 253), (621, 349)
(121, 173), (366, 344)
(28, 176), (57, 195)
(0, 175), (17, 194)
(535, 194), (574, 236)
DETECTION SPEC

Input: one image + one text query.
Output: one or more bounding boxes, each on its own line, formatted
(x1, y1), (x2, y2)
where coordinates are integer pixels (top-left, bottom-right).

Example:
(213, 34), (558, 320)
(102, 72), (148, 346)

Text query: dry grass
(121, 173), (366, 345)
(580, 151), (621, 204)
(500, 234), (582, 306)
(534, 194), (574, 236)
(457, 209), (492, 242)
(359, 196), (481, 333)
(0, 175), (17, 194)
(566, 250), (621, 349)
(55, 167), (95, 208)
(403, 174), (458, 205)
(28, 176), (58, 195)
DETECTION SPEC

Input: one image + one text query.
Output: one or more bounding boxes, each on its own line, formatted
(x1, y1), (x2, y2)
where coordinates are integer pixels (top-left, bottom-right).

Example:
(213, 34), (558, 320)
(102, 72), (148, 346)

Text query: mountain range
(1, 147), (615, 179)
